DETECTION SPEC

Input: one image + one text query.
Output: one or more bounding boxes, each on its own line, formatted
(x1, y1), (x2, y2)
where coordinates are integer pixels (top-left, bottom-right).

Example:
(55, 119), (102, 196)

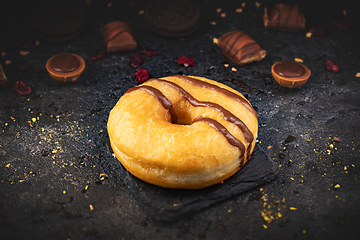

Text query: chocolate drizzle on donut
(149, 78), (253, 145)
(193, 117), (245, 153)
(126, 85), (178, 123)
(174, 75), (258, 118)
(126, 76), (257, 162)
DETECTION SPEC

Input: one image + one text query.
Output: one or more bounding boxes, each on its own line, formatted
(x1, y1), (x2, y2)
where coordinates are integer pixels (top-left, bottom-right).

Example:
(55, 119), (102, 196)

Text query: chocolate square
(100, 21), (137, 53)
(263, 4), (305, 31)
(217, 31), (266, 65)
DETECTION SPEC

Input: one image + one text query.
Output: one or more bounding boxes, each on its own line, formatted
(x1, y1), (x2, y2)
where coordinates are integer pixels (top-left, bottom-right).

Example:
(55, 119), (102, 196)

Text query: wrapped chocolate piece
(263, 4), (305, 31)
(0, 64), (7, 87)
(217, 31), (266, 65)
(100, 21), (137, 53)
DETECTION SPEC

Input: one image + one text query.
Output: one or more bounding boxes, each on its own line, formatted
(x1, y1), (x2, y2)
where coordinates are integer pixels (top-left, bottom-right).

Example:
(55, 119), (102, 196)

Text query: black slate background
(1, 0), (360, 239)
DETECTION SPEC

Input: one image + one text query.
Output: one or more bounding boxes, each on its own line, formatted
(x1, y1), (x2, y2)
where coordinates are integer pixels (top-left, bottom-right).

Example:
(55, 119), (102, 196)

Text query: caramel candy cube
(217, 30), (266, 65)
(100, 21), (137, 53)
(264, 4), (305, 31)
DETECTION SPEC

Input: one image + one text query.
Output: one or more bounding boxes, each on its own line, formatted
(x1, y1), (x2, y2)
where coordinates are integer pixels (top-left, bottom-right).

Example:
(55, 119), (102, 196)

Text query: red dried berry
(326, 60), (339, 73)
(12, 81), (32, 95)
(309, 26), (325, 36)
(129, 54), (143, 69)
(89, 51), (109, 61)
(177, 56), (195, 67)
(141, 48), (157, 57)
(135, 68), (149, 84)
(332, 19), (351, 30)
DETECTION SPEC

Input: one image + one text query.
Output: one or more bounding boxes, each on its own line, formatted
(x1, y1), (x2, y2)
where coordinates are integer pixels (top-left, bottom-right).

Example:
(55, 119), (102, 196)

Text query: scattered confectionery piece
(141, 48), (157, 57)
(145, 0), (201, 38)
(177, 56), (195, 67)
(217, 31), (266, 65)
(263, 4), (305, 31)
(135, 68), (149, 83)
(100, 21), (137, 52)
(326, 60), (339, 73)
(46, 53), (85, 82)
(30, 1), (85, 42)
(12, 81), (32, 95)
(0, 64), (7, 87)
(88, 51), (109, 61)
(129, 54), (143, 69)
(271, 61), (311, 88)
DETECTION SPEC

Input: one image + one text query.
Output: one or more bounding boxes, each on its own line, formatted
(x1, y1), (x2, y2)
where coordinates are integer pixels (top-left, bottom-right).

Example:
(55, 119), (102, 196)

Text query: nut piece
(271, 61), (311, 88)
(46, 53), (85, 82)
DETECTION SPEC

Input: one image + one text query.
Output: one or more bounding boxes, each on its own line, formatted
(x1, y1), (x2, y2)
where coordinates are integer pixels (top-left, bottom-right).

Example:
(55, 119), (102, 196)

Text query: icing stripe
(193, 117), (245, 156)
(148, 78), (253, 143)
(126, 85), (177, 123)
(173, 75), (258, 117)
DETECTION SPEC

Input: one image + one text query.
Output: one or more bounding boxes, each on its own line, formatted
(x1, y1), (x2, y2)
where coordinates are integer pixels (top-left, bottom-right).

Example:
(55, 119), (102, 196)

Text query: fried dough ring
(107, 75), (258, 189)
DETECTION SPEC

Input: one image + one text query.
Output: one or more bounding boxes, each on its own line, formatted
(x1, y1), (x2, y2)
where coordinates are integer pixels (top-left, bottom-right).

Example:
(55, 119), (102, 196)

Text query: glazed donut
(107, 75), (258, 189)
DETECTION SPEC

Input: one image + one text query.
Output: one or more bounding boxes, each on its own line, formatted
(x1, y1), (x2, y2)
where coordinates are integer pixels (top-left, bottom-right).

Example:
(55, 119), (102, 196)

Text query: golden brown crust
(107, 75), (258, 189)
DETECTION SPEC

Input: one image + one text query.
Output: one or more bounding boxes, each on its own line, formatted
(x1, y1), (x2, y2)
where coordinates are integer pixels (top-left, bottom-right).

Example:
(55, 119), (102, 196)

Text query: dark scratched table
(1, 0), (360, 239)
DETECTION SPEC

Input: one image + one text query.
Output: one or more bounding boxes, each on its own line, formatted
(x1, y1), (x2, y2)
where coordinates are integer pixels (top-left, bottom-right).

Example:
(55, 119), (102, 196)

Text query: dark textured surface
(1, 0), (360, 239)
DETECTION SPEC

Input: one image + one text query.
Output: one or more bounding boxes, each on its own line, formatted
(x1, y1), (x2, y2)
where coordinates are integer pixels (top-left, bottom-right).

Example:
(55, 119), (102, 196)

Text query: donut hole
(167, 99), (193, 125)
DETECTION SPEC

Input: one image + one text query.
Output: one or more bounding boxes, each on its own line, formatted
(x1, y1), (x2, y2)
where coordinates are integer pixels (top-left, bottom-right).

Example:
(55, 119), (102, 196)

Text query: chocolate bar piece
(0, 64), (7, 87)
(100, 21), (137, 53)
(263, 4), (305, 31)
(217, 31), (266, 65)
(271, 61), (311, 88)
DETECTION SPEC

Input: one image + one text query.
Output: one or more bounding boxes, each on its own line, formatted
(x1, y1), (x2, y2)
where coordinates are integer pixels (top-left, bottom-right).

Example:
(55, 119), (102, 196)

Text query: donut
(107, 75), (258, 189)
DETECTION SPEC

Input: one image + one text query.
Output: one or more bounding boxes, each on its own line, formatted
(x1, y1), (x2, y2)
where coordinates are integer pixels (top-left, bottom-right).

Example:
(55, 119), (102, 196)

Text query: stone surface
(0, 0), (359, 239)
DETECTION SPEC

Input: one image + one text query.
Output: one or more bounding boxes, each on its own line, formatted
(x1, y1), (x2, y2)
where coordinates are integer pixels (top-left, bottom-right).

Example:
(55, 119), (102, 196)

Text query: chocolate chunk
(279, 153), (286, 159)
(263, 4), (305, 31)
(285, 135), (296, 142)
(297, 101), (305, 106)
(275, 61), (305, 77)
(217, 31), (266, 65)
(101, 21), (137, 53)
(46, 53), (85, 82)
(145, 0), (201, 38)
(30, 1), (85, 42)
(271, 61), (311, 88)
(50, 54), (80, 73)
(0, 64), (7, 87)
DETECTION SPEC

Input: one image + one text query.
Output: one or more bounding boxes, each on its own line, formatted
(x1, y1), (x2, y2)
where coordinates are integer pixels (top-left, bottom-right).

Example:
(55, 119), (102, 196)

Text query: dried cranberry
(309, 26), (325, 36)
(177, 56), (195, 67)
(129, 54), (143, 69)
(332, 19), (352, 30)
(141, 48), (157, 57)
(135, 68), (149, 84)
(12, 81), (32, 95)
(326, 60), (339, 73)
(89, 51), (108, 61)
